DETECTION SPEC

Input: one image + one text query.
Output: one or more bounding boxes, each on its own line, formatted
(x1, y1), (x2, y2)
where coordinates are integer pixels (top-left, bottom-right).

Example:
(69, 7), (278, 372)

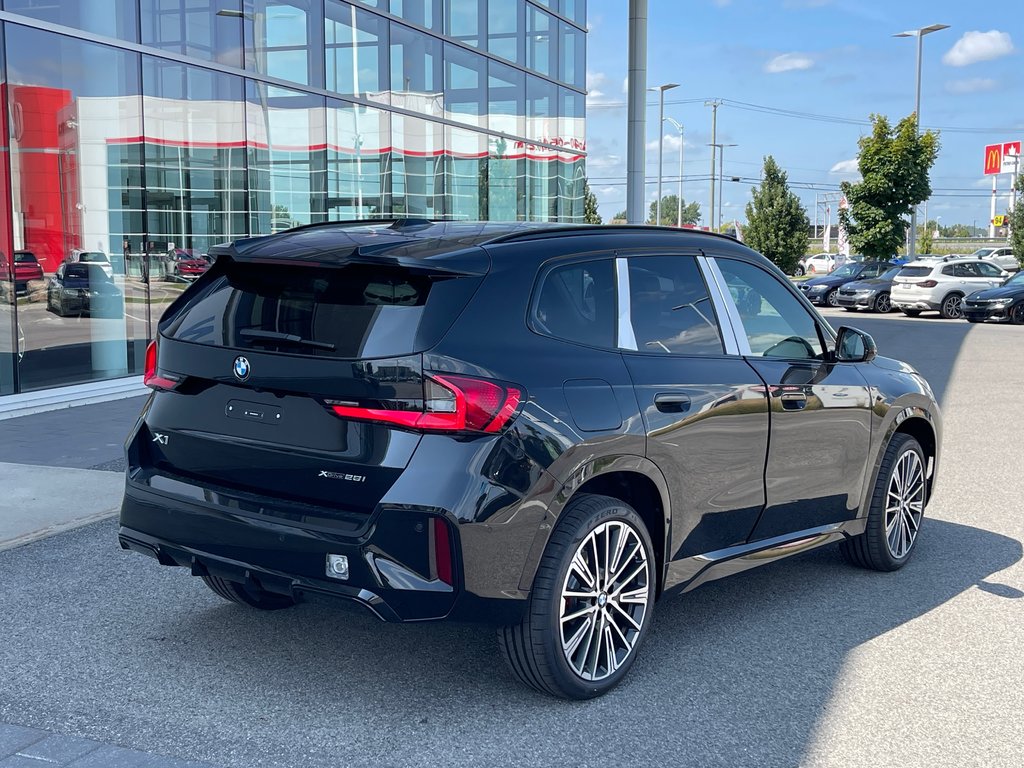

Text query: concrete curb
(0, 508), (119, 553)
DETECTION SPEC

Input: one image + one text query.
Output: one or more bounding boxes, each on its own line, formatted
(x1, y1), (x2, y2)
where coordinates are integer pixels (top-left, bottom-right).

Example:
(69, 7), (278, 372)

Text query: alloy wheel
(942, 295), (963, 319)
(827, 289), (839, 307)
(1011, 303), (1024, 325)
(884, 450), (925, 559)
(559, 520), (650, 682)
(875, 293), (891, 313)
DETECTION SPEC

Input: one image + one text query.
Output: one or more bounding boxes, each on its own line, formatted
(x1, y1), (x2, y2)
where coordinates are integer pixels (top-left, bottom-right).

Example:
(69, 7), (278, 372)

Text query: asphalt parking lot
(1, 309), (1022, 768)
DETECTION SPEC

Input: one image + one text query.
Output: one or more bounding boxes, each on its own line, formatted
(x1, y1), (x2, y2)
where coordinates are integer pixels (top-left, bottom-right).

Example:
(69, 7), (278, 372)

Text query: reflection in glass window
(142, 59), (248, 268)
(558, 152), (584, 223)
(560, 87), (584, 151)
(392, 0), (442, 32)
(488, 60), (525, 138)
(563, 0), (586, 25)
(444, 0), (483, 48)
(326, 1), (389, 102)
(446, 126), (486, 221)
(4, 0), (139, 42)
(628, 256), (723, 355)
(717, 259), (823, 359)
(5, 27), (146, 389)
(444, 44), (486, 128)
(140, 0), (245, 67)
(327, 100), (390, 219)
(391, 114), (443, 218)
(244, 0), (324, 88)
(0, 24), (13, 396)
(390, 22), (443, 117)
(488, 0), (522, 64)
(560, 21), (585, 89)
(246, 82), (327, 234)
(526, 75), (557, 144)
(527, 6), (556, 77)
(488, 136), (524, 221)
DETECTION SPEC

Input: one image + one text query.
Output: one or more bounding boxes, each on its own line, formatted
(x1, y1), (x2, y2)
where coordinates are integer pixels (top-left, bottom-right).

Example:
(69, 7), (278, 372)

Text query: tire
(940, 293), (964, 320)
(794, 265), (806, 277)
(201, 574), (297, 610)
(498, 494), (655, 700)
(1010, 303), (1024, 325)
(825, 289), (839, 308)
(902, 309), (921, 318)
(840, 433), (926, 571)
(873, 293), (892, 313)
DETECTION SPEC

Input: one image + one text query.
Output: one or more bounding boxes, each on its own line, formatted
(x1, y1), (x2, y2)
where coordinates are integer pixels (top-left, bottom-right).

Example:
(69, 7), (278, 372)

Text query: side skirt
(663, 519), (868, 595)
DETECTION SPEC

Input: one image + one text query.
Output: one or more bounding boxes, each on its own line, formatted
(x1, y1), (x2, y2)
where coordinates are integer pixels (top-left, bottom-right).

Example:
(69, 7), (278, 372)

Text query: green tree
(1010, 174), (1024, 269)
(839, 113), (940, 259)
(743, 155), (809, 274)
(583, 179), (602, 224)
(612, 209), (628, 222)
(647, 194), (701, 226)
(939, 222), (971, 238)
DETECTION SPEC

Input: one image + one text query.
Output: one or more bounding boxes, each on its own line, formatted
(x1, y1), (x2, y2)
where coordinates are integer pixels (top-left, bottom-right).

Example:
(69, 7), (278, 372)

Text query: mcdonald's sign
(984, 143), (1002, 175)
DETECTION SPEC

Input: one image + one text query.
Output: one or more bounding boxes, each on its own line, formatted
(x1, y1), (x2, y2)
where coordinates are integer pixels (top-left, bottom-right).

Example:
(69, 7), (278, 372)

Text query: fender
(515, 453), (672, 593)
(858, 395), (941, 520)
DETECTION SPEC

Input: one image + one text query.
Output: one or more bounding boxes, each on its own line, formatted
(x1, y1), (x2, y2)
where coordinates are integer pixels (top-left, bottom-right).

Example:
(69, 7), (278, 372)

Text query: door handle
(654, 393), (691, 413)
(780, 392), (807, 410)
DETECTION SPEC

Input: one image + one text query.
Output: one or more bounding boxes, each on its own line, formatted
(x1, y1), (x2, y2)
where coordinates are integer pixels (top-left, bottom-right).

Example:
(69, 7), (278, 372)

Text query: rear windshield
(14, 252), (37, 264)
(79, 252), (108, 263)
(897, 267), (932, 278)
(163, 262), (480, 358)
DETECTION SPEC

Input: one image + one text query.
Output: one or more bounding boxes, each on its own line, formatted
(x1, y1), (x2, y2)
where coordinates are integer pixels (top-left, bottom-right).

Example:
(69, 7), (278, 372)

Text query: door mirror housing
(835, 326), (877, 363)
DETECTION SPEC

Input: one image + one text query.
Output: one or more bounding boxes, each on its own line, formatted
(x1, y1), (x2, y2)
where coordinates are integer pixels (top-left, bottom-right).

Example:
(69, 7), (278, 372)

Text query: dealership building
(0, 0), (587, 402)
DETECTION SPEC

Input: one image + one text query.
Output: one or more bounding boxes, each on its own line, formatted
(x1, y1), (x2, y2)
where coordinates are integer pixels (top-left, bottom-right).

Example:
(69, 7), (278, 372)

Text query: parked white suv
(968, 246), (1018, 273)
(892, 258), (1009, 319)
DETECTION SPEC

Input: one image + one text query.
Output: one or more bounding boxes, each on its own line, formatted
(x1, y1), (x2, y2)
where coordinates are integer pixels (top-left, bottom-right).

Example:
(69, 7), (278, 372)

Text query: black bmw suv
(120, 221), (941, 699)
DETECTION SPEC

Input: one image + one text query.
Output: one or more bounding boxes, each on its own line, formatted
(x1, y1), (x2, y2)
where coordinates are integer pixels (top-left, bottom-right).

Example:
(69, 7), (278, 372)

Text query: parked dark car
(799, 261), (893, 307)
(0, 250), (45, 289)
(167, 249), (211, 281)
(835, 266), (901, 313)
(47, 263), (123, 317)
(120, 222), (942, 699)
(962, 271), (1024, 324)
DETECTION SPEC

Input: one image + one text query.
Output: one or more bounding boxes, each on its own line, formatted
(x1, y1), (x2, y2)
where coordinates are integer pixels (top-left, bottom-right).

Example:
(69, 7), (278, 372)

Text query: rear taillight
(917, 280), (938, 288)
(143, 340), (180, 391)
(328, 373), (522, 434)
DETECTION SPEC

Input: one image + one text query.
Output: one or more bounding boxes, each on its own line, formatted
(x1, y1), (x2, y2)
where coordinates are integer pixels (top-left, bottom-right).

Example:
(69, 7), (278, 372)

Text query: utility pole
(664, 117), (684, 227)
(625, 0), (648, 224)
(705, 100), (721, 229)
(718, 143), (736, 230)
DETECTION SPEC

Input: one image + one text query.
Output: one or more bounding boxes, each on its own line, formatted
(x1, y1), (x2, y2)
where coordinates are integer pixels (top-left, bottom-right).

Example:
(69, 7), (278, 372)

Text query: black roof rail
(266, 217), (438, 235)
(479, 223), (743, 246)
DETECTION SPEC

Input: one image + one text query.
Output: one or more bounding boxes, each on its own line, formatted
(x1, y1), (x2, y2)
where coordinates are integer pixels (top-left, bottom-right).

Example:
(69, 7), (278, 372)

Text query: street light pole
(894, 23), (949, 259)
(664, 116), (684, 227)
(651, 84), (679, 225)
(625, 0), (648, 225)
(705, 100), (722, 229)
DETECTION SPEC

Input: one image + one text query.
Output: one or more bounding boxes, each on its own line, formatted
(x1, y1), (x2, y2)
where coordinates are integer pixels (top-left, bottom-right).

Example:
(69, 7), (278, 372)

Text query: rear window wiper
(239, 328), (336, 351)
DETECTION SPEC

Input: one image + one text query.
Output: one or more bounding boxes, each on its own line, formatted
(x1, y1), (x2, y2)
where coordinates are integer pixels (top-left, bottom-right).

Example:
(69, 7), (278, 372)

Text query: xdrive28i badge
(233, 356), (251, 381)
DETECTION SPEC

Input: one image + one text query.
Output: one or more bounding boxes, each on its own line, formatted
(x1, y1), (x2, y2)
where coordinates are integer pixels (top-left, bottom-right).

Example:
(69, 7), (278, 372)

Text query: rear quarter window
(531, 259), (616, 348)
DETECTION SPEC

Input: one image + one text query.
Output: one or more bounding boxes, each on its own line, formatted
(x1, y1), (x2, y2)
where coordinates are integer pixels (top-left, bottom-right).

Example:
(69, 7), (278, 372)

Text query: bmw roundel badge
(233, 355), (251, 381)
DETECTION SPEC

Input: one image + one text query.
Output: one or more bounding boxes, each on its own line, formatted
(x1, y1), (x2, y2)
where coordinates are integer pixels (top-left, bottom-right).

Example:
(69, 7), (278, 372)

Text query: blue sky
(584, 0), (1022, 230)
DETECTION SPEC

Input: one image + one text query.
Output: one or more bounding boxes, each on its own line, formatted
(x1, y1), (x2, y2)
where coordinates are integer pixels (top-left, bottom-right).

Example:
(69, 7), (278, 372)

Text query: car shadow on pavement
(46, 517), (1012, 768)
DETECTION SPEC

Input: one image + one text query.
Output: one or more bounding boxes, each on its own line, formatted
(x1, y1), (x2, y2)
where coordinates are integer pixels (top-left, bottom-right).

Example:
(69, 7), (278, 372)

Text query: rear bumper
(119, 476), (527, 625)
(891, 296), (939, 310)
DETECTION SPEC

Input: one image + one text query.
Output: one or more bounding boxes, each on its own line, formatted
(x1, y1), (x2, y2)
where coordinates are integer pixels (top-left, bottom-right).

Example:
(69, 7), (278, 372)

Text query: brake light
(916, 280), (938, 288)
(328, 373), (522, 434)
(143, 340), (180, 391)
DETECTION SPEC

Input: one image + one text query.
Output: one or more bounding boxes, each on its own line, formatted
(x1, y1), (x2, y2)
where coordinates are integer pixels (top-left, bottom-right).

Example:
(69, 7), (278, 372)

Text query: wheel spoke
(563, 590), (600, 600)
(611, 562), (647, 596)
(570, 551), (596, 590)
(610, 599), (643, 632)
(562, 616), (592, 656)
(603, 624), (619, 673)
(617, 587), (648, 605)
(605, 608), (631, 647)
(561, 604), (597, 624)
(606, 541), (641, 588)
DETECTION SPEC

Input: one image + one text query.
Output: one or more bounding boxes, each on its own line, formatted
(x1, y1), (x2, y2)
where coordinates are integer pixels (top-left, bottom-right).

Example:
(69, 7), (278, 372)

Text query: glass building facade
(0, 0), (586, 397)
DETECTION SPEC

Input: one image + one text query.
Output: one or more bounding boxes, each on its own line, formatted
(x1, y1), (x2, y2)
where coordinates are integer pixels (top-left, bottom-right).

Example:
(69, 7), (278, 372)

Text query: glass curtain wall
(0, 1), (585, 395)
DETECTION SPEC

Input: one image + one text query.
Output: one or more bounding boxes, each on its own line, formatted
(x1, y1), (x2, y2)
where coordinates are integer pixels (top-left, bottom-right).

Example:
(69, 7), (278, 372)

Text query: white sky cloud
(764, 53), (814, 74)
(645, 134), (685, 153)
(942, 30), (1014, 67)
(945, 77), (997, 95)
(829, 159), (859, 174)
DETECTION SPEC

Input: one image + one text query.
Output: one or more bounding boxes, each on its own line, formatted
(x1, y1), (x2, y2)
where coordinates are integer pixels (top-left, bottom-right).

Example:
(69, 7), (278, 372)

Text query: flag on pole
(733, 220), (743, 242)
(837, 195), (850, 256)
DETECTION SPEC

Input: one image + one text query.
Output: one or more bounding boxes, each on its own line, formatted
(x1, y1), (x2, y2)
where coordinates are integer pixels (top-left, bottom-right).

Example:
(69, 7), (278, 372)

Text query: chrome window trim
(615, 256), (638, 351)
(698, 255), (748, 356)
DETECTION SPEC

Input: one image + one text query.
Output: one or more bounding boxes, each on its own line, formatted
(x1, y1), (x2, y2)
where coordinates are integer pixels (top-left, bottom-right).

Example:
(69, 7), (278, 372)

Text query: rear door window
(626, 255), (724, 355)
(532, 259), (616, 348)
(164, 262), (480, 359)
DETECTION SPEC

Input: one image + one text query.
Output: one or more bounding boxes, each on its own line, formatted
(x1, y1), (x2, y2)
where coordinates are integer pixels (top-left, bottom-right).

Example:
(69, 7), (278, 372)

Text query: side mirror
(835, 326), (877, 363)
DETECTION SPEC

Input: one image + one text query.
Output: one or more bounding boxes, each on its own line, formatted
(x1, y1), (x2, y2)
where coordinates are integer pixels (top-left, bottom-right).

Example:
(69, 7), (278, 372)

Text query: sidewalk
(0, 396), (145, 550)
